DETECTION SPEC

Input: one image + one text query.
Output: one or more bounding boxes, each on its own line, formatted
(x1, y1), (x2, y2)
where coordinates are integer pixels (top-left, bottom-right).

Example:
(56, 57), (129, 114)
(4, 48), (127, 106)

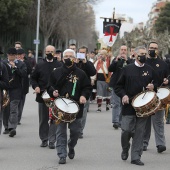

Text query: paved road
(1, 88), (170, 170)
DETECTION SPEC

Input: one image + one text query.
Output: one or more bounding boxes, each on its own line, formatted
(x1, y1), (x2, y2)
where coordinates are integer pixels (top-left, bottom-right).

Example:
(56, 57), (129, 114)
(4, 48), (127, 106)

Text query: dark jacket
(108, 58), (131, 88)
(47, 64), (92, 118)
(76, 60), (96, 79)
(3, 59), (27, 100)
(22, 57), (32, 94)
(31, 59), (62, 103)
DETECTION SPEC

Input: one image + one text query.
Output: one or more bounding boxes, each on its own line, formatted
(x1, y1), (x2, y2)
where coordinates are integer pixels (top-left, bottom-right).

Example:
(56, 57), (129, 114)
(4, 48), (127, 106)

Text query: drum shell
(52, 98), (79, 123)
(157, 87), (170, 110)
(132, 91), (161, 117)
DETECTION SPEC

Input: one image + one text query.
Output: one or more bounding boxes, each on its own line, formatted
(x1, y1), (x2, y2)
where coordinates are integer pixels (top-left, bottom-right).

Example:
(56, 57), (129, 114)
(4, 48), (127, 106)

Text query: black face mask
(64, 58), (73, 67)
(148, 50), (156, 58)
(138, 55), (146, 64)
(46, 53), (53, 60)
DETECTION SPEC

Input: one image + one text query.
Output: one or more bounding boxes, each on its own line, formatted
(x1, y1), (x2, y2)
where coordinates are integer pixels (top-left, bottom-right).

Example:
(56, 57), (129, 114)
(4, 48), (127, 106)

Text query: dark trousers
(121, 115), (148, 161)
(56, 119), (81, 158)
(2, 104), (10, 129)
(18, 94), (26, 123)
(38, 103), (56, 143)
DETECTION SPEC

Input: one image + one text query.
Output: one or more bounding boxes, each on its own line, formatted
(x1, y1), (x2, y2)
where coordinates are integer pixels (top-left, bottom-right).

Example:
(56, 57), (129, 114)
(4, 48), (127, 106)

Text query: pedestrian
(47, 49), (92, 164)
(143, 41), (169, 153)
(114, 46), (158, 166)
(31, 45), (62, 149)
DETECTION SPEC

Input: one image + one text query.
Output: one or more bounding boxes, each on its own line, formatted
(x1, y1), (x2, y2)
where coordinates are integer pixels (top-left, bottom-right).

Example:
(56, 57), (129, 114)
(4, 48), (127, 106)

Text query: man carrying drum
(114, 46), (158, 166)
(31, 45), (62, 149)
(47, 49), (92, 164)
(143, 41), (169, 153)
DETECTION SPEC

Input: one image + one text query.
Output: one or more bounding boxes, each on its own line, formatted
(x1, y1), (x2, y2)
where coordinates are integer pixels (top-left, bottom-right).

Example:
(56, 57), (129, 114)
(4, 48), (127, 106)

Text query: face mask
(46, 53), (53, 60)
(148, 50), (156, 58)
(64, 58), (73, 67)
(138, 55), (146, 64)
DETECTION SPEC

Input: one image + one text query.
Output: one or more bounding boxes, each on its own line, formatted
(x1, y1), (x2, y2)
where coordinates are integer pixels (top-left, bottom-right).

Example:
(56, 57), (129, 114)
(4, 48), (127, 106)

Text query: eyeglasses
(149, 47), (158, 50)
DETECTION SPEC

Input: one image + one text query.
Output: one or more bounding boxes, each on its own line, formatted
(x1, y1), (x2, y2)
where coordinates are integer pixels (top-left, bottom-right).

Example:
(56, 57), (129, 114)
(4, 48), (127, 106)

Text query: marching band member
(109, 45), (129, 129)
(0, 49), (9, 134)
(143, 41), (169, 153)
(2, 47), (27, 137)
(31, 45), (62, 149)
(47, 49), (92, 164)
(114, 46), (158, 166)
(91, 49), (111, 112)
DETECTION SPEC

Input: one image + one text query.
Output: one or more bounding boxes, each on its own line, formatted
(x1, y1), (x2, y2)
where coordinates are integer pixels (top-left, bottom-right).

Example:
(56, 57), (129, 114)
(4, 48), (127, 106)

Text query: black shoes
(157, 145), (166, 153)
(9, 129), (16, 137)
(113, 123), (119, 129)
(3, 129), (9, 134)
(59, 157), (66, 164)
(18, 122), (21, 125)
(79, 134), (83, 139)
(49, 142), (55, 149)
(106, 106), (109, 111)
(121, 151), (129, 160)
(131, 159), (144, 166)
(96, 109), (101, 112)
(143, 146), (147, 151)
(68, 148), (75, 159)
(40, 141), (48, 147)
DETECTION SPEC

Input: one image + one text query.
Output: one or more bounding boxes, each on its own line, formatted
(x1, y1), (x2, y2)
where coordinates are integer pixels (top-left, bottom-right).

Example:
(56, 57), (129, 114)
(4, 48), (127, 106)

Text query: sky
(94, 0), (156, 38)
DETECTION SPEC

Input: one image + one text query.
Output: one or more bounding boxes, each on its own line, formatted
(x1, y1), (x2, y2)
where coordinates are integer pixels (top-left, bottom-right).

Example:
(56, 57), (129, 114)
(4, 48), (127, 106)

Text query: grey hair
(63, 49), (76, 58)
(134, 46), (146, 53)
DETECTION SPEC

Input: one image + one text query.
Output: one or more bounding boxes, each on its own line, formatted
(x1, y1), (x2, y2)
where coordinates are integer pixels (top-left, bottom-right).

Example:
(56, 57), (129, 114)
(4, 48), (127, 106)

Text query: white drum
(42, 91), (52, 107)
(52, 97), (79, 123)
(157, 87), (170, 109)
(132, 91), (161, 117)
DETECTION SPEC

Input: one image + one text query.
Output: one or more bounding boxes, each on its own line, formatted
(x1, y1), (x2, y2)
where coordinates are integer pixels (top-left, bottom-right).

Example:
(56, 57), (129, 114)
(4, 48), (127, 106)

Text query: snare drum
(132, 91), (161, 117)
(42, 91), (53, 107)
(52, 97), (79, 123)
(157, 87), (170, 109)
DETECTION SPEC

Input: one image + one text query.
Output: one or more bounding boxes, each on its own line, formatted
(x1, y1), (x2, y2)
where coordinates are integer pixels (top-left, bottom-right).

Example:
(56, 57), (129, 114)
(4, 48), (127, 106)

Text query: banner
(102, 20), (121, 47)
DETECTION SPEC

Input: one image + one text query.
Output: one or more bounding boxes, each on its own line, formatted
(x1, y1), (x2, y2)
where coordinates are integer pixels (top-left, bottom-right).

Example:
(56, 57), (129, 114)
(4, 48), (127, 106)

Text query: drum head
(54, 98), (79, 114)
(42, 91), (50, 99)
(157, 88), (170, 99)
(133, 91), (155, 107)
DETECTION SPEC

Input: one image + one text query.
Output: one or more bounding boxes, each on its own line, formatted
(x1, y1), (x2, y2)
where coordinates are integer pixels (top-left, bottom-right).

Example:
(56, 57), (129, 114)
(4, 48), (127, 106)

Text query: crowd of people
(0, 40), (170, 166)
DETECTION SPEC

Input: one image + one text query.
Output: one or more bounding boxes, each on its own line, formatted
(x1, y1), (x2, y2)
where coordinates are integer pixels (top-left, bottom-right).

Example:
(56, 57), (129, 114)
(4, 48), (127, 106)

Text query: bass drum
(132, 91), (161, 117)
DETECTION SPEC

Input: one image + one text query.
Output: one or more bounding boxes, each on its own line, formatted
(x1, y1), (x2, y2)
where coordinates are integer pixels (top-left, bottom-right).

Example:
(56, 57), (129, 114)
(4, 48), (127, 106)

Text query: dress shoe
(157, 145), (166, 153)
(18, 122), (21, 125)
(79, 134), (83, 139)
(59, 157), (66, 164)
(131, 159), (144, 166)
(113, 123), (119, 129)
(49, 142), (55, 149)
(106, 106), (109, 111)
(143, 146), (147, 151)
(96, 109), (101, 112)
(9, 129), (16, 137)
(68, 148), (75, 159)
(121, 151), (129, 160)
(40, 141), (48, 147)
(3, 129), (9, 134)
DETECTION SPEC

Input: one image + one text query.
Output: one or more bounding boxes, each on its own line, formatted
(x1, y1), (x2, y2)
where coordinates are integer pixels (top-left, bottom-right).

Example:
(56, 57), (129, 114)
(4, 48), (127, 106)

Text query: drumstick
(142, 80), (153, 99)
(160, 75), (170, 87)
(51, 86), (68, 106)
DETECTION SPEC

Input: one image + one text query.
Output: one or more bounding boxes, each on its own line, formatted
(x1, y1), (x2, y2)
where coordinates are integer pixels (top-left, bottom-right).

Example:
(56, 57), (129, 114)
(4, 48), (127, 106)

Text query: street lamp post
(35, 0), (40, 63)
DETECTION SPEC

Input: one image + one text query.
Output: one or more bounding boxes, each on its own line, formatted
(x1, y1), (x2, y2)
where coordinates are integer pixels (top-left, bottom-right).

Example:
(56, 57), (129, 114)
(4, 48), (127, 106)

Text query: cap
(7, 47), (17, 55)
(56, 49), (62, 53)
